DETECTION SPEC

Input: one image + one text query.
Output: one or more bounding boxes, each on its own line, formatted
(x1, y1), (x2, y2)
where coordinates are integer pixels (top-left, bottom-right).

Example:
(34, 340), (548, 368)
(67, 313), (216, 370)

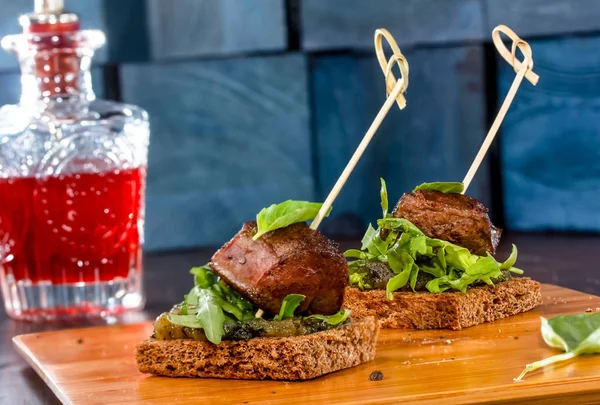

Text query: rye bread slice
(343, 278), (542, 330)
(136, 317), (379, 380)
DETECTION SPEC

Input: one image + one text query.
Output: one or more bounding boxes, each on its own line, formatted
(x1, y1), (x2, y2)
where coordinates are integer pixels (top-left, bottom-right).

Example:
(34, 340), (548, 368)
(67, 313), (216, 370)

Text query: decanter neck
(10, 30), (104, 107)
(3, 29), (105, 107)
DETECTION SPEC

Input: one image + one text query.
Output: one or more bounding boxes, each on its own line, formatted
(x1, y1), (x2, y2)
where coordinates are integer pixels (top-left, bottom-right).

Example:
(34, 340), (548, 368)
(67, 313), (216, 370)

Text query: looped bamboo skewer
(462, 25), (538, 193)
(310, 29), (409, 230)
(375, 28), (409, 109)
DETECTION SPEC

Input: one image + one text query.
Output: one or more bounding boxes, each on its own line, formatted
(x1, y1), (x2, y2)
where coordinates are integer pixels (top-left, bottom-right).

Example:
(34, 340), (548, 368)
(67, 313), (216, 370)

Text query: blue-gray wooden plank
(147, 0), (287, 60)
(0, 72), (21, 106)
(0, 67), (104, 106)
(0, 0), (107, 71)
(103, 0), (150, 62)
(120, 54), (313, 251)
(485, 0), (600, 38)
(301, 0), (484, 51)
(312, 46), (488, 236)
(500, 36), (600, 231)
(90, 67), (105, 99)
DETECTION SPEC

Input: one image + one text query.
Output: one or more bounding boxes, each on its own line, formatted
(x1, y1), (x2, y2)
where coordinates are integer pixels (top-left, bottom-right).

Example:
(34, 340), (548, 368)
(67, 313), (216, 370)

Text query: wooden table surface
(1, 232), (599, 404)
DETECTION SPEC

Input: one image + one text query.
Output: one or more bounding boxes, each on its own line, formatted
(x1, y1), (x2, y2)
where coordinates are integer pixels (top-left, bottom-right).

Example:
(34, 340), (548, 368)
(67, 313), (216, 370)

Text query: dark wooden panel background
(0, 0), (598, 250)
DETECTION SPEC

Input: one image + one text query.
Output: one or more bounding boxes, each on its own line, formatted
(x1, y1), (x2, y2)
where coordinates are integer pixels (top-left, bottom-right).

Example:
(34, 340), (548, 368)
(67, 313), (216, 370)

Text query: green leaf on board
(516, 313), (600, 381)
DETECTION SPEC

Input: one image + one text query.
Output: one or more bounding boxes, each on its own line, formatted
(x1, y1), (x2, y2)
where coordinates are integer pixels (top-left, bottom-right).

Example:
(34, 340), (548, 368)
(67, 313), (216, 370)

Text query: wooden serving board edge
(10, 284), (600, 405)
(13, 336), (70, 405)
(404, 376), (600, 405)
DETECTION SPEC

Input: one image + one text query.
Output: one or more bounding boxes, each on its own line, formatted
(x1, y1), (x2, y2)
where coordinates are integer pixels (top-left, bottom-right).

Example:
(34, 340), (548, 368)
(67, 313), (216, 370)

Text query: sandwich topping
(399, 182), (501, 256)
(346, 179), (524, 298)
(152, 201), (350, 345)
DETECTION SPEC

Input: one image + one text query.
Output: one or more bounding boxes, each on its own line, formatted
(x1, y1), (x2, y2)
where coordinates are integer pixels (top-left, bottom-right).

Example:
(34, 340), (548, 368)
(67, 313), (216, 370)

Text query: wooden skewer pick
(311, 28), (409, 230)
(462, 25), (539, 193)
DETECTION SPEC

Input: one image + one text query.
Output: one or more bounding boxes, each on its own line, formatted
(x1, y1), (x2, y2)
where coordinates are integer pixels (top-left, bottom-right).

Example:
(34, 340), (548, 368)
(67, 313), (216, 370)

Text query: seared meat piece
(393, 190), (501, 256)
(210, 221), (348, 316)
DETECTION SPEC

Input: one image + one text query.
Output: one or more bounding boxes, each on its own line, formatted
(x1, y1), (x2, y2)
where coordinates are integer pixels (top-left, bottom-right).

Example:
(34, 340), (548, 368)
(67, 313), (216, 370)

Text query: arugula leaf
(413, 182), (464, 194)
(500, 244), (518, 270)
(409, 265), (419, 292)
(349, 267), (372, 290)
(169, 288), (228, 344)
(185, 286), (201, 307)
(419, 260), (445, 278)
(190, 265), (216, 288)
(465, 254), (501, 278)
(346, 186), (525, 297)
(308, 309), (351, 326)
(213, 295), (249, 321)
(424, 278), (450, 293)
(361, 224), (397, 257)
(386, 265), (413, 299)
(361, 224), (380, 252)
(380, 178), (389, 218)
(167, 314), (203, 329)
(180, 300), (189, 315)
(174, 266), (257, 341)
(409, 235), (429, 257)
(516, 313), (600, 381)
(170, 265), (351, 345)
(443, 244), (478, 271)
(275, 294), (306, 320)
(385, 248), (415, 298)
(195, 289), (227, 344)
(211, 280), (255, 320)
(344, 249), (367, 259)
(378, 217), (424, 236)
(253, 200), (329, 240)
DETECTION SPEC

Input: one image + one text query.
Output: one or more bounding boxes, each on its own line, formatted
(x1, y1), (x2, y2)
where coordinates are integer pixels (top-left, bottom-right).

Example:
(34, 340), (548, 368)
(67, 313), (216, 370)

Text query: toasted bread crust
(343, 278), (542, 330)
(136, 317), (379, 380)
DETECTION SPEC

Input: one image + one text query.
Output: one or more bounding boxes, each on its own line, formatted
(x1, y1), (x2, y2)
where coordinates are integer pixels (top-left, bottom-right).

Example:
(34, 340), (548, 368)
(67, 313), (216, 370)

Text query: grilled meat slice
(393, 190), (501, 256)
(210, 221), (348, 316)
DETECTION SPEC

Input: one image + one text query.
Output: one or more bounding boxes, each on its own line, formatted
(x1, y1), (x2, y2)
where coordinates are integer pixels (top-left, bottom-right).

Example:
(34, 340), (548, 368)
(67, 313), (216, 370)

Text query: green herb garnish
(167, 267), (351, 344)
(346, 180), (523, 296)
(166, 314), (202, 329)
(274, 294), (306, 320)
(194, 289), (226, 344)
(516, 313), (600, 381)
(253, 200), (330, 240)
(168, 266), (256, 344)
(413, 182), (464, 194)
(380, 178), (390, 218)
(308, 309), (351, 325)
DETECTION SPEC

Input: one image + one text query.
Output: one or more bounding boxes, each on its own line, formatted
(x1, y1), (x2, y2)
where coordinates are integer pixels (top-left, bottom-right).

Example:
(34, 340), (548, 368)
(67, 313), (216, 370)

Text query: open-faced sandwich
(136, 201), (379, 380)
(343, 180), (542, 330)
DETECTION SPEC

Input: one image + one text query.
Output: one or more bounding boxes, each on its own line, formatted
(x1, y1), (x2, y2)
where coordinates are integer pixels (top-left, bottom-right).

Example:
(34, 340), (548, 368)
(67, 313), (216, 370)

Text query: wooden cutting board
(13, 284), (600, 405)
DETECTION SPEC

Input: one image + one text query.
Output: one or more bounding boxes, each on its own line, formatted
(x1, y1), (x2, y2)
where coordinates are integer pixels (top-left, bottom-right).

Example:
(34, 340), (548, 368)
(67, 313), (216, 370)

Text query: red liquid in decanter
(0, 168), (145, 285)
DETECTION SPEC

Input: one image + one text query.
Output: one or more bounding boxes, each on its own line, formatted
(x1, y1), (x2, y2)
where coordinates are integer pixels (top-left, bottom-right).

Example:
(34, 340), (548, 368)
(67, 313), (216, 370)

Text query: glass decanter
(0, 0), (149, 321)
